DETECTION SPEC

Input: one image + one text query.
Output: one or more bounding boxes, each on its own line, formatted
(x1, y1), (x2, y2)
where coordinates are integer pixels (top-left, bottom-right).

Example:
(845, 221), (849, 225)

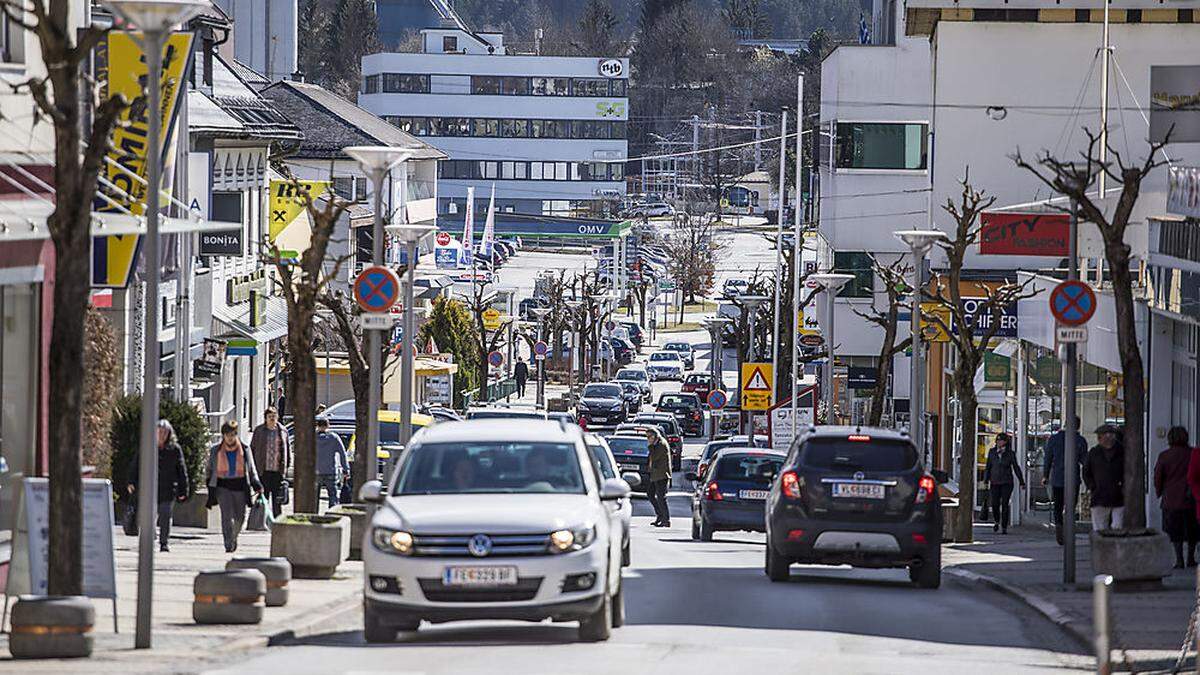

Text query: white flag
(481, 183), (496, 259)
(459, 186), (475, 267)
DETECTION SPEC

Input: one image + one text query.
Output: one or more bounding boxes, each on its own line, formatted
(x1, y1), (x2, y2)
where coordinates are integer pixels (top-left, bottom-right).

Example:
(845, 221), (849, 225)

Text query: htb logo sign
(598, 59), (624, 78)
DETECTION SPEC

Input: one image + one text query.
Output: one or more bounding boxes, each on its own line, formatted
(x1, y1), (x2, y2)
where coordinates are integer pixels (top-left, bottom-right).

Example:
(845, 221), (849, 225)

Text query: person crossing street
(646, 427), (672, 527)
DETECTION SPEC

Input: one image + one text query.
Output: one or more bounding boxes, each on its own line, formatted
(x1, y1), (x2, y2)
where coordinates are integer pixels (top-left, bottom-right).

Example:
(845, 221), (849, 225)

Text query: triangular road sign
(745, 368), (770, 391)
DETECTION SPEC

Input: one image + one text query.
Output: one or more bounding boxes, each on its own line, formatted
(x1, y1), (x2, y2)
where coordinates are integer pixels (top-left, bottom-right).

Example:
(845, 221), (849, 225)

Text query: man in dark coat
(984, 432), (1025, 535)
(646, 428), (672, 527)
(1083, 425), (1125, 531)
(1042, 416), (1087, 544)
(1155, 426), (1197, 567)
(514, 357), (530, 398)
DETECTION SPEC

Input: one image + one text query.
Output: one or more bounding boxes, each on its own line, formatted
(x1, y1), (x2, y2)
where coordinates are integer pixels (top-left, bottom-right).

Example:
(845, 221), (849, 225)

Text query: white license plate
(738, 489), (769, 500)
(831, 483), (886, 499)
(619, 463), (640, 471)
(442, 566), (518, 587)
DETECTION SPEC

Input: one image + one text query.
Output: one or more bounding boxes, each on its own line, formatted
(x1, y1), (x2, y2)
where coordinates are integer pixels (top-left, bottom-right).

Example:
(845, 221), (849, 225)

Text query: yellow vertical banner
(269, 179), (330, 241)
(91, 31), (194, 288)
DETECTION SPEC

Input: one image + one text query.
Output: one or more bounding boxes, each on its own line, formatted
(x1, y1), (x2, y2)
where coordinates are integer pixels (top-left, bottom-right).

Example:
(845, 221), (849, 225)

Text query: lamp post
(702, 316), (731, 438)
(895, 230), (946, 455)
(566, 299), (583, 400)
(808, 273), (855, 424)
(736, 295), (768, 435)
(531, 307), (551, 407)
(343, 145), (417, 482)
(387, 223), (435, 452)
(103, 0), (212, 651)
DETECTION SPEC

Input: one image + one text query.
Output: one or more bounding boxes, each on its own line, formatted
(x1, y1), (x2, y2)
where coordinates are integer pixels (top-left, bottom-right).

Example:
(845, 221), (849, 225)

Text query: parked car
(695, 435), (770, 479)
(617, 321), (644, 349)
(764, 426), (943, 588)
(603, 431), (652, 493)
(681, 372), (716, 403)
(687, 449), (787, 541)
(584, 433), (636, 565)
(614, 367), (651, 402)
(627, 413), (684, 470)
(655, 392), (704, 436)
(662, 342), (695, 370)
(358, 420), (630, 642)
(646, 351), (685, 381)
(576, 382), (628, 428)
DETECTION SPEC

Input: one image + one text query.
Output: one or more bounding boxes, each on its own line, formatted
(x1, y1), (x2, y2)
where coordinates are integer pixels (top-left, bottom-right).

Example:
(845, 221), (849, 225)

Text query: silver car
(584, 433), (636, 566)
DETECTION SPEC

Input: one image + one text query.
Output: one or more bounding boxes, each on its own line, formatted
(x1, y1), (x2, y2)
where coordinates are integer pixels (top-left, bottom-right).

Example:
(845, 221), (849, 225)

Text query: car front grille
(418, 577), (543, 602)
(412, 533), (552, 557)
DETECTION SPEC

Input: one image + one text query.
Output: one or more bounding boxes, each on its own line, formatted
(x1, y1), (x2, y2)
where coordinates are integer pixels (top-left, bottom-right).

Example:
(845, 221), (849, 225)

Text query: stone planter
(328, 504), (369, 561)
(9, 596), (94, 659)
(174, 490), (220, 529)
(1091, 528), (1174, 590)
(269, 513), (350, 579)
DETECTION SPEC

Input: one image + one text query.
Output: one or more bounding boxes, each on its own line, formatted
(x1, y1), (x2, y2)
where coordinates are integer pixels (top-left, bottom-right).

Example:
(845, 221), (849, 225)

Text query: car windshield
(607, 436), (649, 456)
(800, 438), (918, 472)
(616, 369), (646, 381)
(659, 395), (697, 408)
(586, 443), (617, 479)
(467, 409), (546, 420)
(684, 374), (711, 384)
(650, 352), (678, 362)
(665, 343), (690, 352)
(394, 441), (586, 495)
(637, 419), (676, 435)
(716, 454), (783, 481)
(703, 442), (753, 462)
(324, 400), (355, 417)
(583, 384), (622, 398)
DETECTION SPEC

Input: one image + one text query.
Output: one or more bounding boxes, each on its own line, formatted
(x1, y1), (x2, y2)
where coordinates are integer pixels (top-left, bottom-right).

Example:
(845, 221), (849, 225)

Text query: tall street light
(103, 0), (212, 651)
(702, 316), (731, 438)
(895, 230), (945, 456)
(808, 273), (855, 424)
(565, 299), (583, 400)
(530, 306), (551, 407)
(343, 145), (417, 482)
(387, 223), (435, 452)
(737, 295), (769, 435)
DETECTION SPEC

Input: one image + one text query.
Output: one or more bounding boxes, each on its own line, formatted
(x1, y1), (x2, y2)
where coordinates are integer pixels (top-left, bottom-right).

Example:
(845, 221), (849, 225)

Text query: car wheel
(622, 540), (631, 566)
(765, 540), (790, 582)
(691, 517), (700, 540)
(910, 547), (942, 589)
(363, 605), (398, 643)
(610, 578), (625, 628)
(699, 518), (714, 542)
(578, 590), (612, 642)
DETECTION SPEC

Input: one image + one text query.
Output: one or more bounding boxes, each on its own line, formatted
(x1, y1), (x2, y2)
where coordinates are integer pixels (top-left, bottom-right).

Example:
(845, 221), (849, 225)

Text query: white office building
(359, 27), (629, 217)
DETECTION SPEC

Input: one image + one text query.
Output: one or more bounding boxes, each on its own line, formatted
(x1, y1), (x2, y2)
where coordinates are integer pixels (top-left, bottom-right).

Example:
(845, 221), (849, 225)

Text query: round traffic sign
(799, 334), (825, 348)
(435, 231), (451, 247)
(533, 340), (548, 357)
(1049, 280), (1096, 327)
(707, 389), (728, 410)
(488, 350), (505, 368)
(353, 266), (401, 313)
(605, 320), (616, 332)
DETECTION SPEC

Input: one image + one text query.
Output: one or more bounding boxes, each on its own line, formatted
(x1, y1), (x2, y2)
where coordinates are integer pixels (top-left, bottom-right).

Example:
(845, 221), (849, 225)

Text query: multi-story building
(212, 0), (298, 82)
(358, 26), (629, 218)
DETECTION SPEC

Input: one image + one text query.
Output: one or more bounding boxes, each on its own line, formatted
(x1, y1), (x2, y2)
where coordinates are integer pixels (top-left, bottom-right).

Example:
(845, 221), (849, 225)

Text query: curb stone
(219, 590), (362, 652)
(944, 566), (1093, 653)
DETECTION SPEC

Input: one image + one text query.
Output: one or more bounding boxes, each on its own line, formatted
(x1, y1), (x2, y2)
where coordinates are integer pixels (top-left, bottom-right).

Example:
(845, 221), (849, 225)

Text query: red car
(681, 373), (716, 403)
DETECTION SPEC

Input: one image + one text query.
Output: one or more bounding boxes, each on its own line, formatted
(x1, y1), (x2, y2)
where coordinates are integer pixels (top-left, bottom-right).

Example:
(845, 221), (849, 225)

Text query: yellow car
(348, 410), (436, 471)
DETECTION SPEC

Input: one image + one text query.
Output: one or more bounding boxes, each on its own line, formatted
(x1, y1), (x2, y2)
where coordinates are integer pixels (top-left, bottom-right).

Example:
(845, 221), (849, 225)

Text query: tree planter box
(1091, 529), (1174, 590)
(269, 514), (350, 579)
(174, 490), (219, 529)
(327, 504), (368, 561)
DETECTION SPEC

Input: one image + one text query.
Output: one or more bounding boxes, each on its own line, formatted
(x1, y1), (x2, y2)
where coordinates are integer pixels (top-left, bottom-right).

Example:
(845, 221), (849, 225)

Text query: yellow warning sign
(269, 179), (329, 241)
(740, 362), (773, 411)
(482, 307), (503, 331)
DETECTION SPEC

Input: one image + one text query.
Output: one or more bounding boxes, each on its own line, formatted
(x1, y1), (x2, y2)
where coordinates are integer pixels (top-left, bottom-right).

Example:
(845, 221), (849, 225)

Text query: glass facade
(0, 283), (39, 529)
(835, 122), (928, 170)
(386, 116), (626, 140)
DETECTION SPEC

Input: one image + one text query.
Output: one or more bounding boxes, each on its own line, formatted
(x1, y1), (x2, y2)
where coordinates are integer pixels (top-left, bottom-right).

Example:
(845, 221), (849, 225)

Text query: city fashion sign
(979, 212), (1069, 256)
(1151, 66), (1200, 143)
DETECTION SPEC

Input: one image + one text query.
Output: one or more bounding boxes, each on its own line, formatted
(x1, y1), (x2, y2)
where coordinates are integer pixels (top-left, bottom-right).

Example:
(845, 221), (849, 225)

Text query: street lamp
(808, 273), (855, 424)
(103, 0), (213, 651)
(565, 299), (583, 398)
(702, 316), (731, 438)
(736, 294), (768, 435)
(387, 222), (435, 454)
(895, 229), (946, 455)
(530, 307), (551, 407)
(344, 145), (418, 483)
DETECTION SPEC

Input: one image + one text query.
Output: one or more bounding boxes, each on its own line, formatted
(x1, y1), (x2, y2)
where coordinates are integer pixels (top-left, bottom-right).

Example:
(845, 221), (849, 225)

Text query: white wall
(215, 0), (298, 82)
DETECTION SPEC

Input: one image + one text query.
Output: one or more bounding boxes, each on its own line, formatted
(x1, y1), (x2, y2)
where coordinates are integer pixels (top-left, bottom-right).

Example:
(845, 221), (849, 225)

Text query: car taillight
(692, 411), (701, 420)
(705, 481), (722, 501)
(847, 434), (871, 442)
(669, 436), (680, 444)
(780, 470), (802, 499)
(915, 474), (936, 504)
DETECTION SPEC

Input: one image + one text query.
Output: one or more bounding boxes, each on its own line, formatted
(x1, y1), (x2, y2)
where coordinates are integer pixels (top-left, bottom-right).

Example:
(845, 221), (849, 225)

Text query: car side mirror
(600, 477), (631, 501)
(359, 479), (384, 504)
(621, 471), (641, 488)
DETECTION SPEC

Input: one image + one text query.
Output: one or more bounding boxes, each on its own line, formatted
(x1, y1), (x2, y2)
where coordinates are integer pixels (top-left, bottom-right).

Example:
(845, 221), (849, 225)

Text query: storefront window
(0, 283), (39, 530)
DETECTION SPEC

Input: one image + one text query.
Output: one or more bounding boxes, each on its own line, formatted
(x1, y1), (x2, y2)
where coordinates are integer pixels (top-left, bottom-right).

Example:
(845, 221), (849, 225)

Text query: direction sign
(1056, 326), (1089, 343)
(488, 350), (505, 368)
(354, 266), (401, 313)
(799, 334), (825, 348)
(533, 341), (548, 361)
(740, 362), (773, 411)
(435, 231), (451, 246)
(1049, 280), (1096, 327)
(707, 389), (728, 410)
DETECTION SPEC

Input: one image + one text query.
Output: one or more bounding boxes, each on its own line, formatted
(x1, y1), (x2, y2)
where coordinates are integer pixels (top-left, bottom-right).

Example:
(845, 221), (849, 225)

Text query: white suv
(358, 419), (630, 642)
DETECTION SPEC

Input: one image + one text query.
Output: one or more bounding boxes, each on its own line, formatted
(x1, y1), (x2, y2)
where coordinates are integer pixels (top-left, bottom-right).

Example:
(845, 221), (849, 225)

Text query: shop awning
(213, 295), (289, 343)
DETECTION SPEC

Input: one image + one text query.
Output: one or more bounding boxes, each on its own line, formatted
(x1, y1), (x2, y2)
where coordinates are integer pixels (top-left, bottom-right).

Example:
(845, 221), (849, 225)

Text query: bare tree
(851, 256), (914, 427)
(926, 176), (1036, 543)
(465, 278), (513, 400)
(1014, 130), (1170, 531)
(664, 212), (722, 304)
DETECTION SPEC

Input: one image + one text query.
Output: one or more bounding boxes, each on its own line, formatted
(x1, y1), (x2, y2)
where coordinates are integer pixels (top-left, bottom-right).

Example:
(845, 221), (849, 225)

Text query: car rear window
(800, 438), (918, 472)
(715, 454), (783, 481)
(659, 394), (697, 408)
(650, 352), (678, 362)
(607, 437), (649, 456)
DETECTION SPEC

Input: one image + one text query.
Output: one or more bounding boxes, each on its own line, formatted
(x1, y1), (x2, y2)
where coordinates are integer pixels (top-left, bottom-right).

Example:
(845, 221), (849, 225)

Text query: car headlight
(372, 527), (414, 555)
(548, 525), (596, 553)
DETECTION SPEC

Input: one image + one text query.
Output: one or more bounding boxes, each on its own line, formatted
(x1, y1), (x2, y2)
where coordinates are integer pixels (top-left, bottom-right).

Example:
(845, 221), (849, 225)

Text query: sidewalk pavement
(943, 515), (1197, 671)
(0, 512), (362, 673)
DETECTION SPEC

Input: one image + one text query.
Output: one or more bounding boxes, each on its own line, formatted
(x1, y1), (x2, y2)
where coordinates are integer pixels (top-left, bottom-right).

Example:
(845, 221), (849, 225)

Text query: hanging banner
(91, 31), (195, 288)
(269, 179), (329, 241)
(481, 183), (496, 259)
(459, 186), (476, 267)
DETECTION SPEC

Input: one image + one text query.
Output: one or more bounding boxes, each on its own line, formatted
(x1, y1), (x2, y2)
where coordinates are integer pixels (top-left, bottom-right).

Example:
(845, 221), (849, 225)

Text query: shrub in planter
(269, 514), (350, 579)
(110, 395), (209, 500)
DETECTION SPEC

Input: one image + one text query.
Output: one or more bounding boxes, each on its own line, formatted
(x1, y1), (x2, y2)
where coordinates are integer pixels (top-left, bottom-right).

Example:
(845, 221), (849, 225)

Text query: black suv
(656, 392), (704, 436)
(764, 427), (943, 588)
(576, 382), (628, 427)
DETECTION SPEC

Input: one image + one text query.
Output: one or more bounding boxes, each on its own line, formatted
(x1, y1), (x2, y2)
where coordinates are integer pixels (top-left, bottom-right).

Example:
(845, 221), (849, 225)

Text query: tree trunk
(953, 363), (979, 543)
(349, 364), (370, 496)
(1107, 245), (1146, 529)
(868, 312), (900, 428)
(288, 301), (318, 513)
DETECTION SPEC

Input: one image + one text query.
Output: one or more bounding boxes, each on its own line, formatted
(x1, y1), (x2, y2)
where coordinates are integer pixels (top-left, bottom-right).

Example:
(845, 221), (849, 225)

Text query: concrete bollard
(8, 596), (95, 659)
(226, 557), (292, 607)
(193, 570), (266, 624)
(1094, 574), (1113, 675)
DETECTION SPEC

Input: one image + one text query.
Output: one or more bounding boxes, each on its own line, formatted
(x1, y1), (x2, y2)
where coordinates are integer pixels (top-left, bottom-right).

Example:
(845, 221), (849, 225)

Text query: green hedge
(110, 395), (209, 498)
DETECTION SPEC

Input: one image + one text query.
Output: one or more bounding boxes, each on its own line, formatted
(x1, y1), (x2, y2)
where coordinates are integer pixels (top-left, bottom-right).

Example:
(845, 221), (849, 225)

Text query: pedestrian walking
(316, 416), (349, 508)
(1083, 424), (1125, 531)
(250, 407), (290, 518)
(1158, 426), (1198, 567)
(984, 432), (1025, 535)
(206, 420), (262, 553)
(128, 419), (189, 552)
(514, 357), (529, 399)
(1042, 417), (1087, 545)
(646, 428), (671, 527)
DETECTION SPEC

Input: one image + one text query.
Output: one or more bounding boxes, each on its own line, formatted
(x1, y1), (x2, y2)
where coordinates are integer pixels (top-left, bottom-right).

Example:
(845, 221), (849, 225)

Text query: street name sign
(1056, 326), (1089, 343)
(360, 313), (393, 331)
